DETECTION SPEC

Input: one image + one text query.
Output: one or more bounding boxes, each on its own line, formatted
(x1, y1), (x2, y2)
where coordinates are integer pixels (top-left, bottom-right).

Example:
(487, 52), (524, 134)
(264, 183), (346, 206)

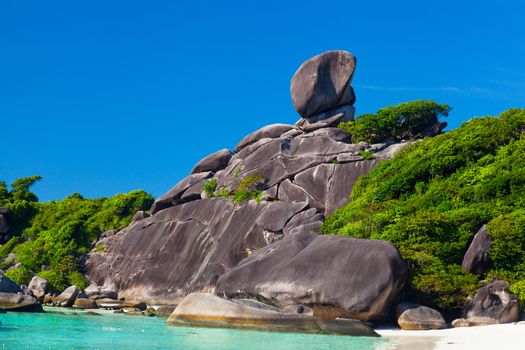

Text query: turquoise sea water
(0, 308), (389, 350)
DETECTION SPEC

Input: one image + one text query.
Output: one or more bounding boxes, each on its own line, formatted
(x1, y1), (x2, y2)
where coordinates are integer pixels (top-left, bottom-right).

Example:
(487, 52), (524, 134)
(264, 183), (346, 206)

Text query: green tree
(339, 99), (450, 143)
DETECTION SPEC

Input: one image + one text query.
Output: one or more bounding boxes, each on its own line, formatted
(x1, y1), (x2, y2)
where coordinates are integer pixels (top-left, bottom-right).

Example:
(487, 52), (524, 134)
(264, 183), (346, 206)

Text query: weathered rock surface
(167, 293), (378, 336)
(234, 124), (296, 153)
(462, 225), (491, 274)
(54, 285), (79, 307)
(395, 302), (447, 330)
(0, 273), (22, 294)
(87, 198), (308, 304)
(216, 232), (407, 322)
(74, 298), (98, 309)
(465, 280), (520, 325)
(28, 276), (48, 299)
(191, 149), (233, 174)
(291, 50), (356, 119)
(0, 274), (41, 311)
(297, 106), (355, 132)
(96, 298), (124, 309)
(150, 172), (213, 214)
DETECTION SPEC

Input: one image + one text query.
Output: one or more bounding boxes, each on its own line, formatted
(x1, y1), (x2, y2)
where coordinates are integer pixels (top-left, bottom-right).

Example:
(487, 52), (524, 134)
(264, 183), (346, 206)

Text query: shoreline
(377, 322), (525, 350)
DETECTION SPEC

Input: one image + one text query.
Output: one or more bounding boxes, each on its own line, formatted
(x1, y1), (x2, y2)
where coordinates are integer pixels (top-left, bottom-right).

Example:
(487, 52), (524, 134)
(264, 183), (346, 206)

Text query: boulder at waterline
(215, 232), (407, 322)
(0, 274), (41, 311)
(74, 298), (98, 309)
(291, 50), (357, 119)
(53, 285), (79, 307)
(167, 293), (378, 336)
(95, 298), (124, 309)
(395, 302), (447, 330)
(462, 225), (491, 274)
(465, 280), (520, 325)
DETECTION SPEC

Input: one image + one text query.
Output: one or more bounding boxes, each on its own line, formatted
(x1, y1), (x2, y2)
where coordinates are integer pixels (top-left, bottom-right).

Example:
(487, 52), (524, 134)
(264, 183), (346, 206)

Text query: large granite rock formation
(85, 50), (409, 319)
(291, 50), (356, 119)
(167, 293), (378, 336)
(216, 232), (406, 322)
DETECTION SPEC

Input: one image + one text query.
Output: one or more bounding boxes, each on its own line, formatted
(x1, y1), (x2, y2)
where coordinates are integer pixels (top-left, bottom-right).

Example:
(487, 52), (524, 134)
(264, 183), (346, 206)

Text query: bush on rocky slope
(338, 99), (449, 143)
(325, 108), (525, 313)
(0, 179), (154, 290)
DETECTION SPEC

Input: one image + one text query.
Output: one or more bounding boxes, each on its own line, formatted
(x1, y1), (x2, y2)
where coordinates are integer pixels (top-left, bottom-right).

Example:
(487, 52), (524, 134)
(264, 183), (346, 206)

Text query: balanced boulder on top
(291, 50), (356, 120)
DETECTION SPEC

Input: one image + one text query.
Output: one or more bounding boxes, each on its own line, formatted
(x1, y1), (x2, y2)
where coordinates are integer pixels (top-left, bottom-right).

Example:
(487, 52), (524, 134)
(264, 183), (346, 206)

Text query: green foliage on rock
(324, 108), (525, 312)
(0, 178), (154, 290)
(338, 100), (450, 143)
(233, 175), (264, 203)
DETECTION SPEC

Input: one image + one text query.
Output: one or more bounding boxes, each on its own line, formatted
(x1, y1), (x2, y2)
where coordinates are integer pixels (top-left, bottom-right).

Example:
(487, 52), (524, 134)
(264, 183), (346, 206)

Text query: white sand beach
(377, 322), (525, 350)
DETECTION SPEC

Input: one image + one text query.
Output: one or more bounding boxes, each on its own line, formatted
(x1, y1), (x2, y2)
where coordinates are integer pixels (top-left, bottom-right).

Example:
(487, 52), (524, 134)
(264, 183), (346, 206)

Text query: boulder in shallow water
(0, 291), (42, 311)
(167, 293), (378, 336)
(395, 302), (447, 330)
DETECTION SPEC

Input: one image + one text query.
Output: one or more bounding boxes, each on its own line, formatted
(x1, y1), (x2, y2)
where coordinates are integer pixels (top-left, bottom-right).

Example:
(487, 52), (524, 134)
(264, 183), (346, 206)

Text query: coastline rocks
(0, 273), (23, 294)
(74, 298), (98, 309)
(465, 280), (520, 325)
(53, 285), (79, 307)
(291, 50), (356, 119)
(216, 232), (407, 322)
(167, 293), (378, 336)
(28, 276), (48, 299)
(0, 274), (41, 311)
(191, 149), (233, 174)
(95, 298), (124, 309)
(462, 225), (491, 274)
(395, 302), (447, 330)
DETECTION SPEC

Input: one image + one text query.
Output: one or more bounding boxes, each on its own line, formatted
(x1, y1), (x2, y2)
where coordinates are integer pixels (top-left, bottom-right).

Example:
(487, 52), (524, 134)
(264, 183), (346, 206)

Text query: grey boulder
(462, 225), (491, 274)
(191, 149), (233, 174)
(28, 276), (48, 299)
(0, 273), (23, 294)
(167, 293), (378, 336)
(234, 124), (296, 153)
(54, 285), (79, 307)
(216, 232), (407, 322)
(396, 302), (447, 330)
(298, 105), (355, 132)
(291, 50), (356, 119)
(150, 171), (213, 214)
(465, 280), (520, 325)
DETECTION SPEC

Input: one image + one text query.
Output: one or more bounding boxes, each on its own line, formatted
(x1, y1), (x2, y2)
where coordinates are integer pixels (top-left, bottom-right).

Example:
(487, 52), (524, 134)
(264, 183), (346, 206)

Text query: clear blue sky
(1, 0), (524, 201)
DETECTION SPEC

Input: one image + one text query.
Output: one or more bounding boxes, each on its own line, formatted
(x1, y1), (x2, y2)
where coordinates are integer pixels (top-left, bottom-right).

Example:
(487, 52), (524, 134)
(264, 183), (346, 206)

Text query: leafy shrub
(358, 150), (374, 160)
(203, 179), (218, 197)
(4, 266), (33, 286)
(339, 100), (450, 143)
(324, 108), (525, 311)
(233, 175), (264, 203)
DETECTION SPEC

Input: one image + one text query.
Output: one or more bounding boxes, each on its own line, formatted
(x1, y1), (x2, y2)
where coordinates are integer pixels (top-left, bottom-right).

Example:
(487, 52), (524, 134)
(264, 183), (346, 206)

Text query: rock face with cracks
(215, 232), (407, 322)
